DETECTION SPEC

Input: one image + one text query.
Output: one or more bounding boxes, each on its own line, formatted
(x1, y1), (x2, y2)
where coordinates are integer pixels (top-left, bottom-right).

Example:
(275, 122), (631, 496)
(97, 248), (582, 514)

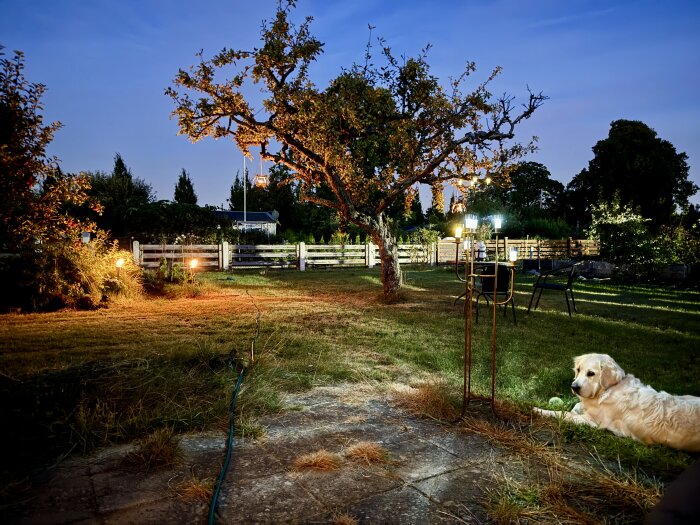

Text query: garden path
(10, 384), (579, 524)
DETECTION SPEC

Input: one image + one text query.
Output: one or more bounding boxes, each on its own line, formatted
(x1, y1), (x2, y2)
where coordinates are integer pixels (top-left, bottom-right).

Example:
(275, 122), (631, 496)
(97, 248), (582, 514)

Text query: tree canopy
(501, 162), (564, 216)
(566, 119), (697, 232)
(84, 153), (154, 238)
(167, 2), (545, 295)
(0, 47), (97, 250)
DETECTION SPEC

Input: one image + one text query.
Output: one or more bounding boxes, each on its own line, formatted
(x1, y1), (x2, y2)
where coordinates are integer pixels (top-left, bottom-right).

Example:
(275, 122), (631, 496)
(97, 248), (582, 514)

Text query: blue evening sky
(2, 0), (699, 208)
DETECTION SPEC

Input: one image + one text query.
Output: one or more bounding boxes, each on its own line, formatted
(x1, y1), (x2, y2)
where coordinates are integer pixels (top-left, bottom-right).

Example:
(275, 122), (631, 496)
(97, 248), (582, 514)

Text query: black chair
(527, 262), (579, 316)
(474, 263), (516, 324)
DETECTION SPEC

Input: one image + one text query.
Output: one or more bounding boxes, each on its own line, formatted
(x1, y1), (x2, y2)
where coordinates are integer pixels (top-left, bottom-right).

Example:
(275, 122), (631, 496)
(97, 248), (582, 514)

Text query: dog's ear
(600, 358), (625, 389)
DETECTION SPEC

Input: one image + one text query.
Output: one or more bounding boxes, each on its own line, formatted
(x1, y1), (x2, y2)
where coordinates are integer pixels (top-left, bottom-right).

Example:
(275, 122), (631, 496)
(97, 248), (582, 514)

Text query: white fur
(534, 353), (700, 452)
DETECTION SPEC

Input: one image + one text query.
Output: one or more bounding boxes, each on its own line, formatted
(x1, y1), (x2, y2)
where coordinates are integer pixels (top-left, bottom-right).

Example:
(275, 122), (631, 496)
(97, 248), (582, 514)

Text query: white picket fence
(133, 242), (228, 270)
(132, 238), (600, 271)
(133, 241), (434, 270)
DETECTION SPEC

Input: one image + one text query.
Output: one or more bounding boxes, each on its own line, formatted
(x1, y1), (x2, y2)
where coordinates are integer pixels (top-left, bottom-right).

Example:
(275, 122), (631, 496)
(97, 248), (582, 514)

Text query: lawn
(1, 266), (698, 514)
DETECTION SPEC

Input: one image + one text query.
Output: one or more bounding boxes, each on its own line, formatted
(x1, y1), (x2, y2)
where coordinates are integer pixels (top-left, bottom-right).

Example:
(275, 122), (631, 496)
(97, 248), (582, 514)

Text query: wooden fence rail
(132, 239), (600, 271)
(134, 242), (229, 270)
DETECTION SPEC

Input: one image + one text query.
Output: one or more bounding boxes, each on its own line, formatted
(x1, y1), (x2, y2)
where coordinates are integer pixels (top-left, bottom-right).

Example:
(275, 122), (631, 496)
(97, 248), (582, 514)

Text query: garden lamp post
(189, 258), (198, 283)
(454, 225), (464, 282)
(459, 214), (478, 417)
(486, 216), (503, 412)
(459, 213), (516, 417)
(115, 258), (125, 279)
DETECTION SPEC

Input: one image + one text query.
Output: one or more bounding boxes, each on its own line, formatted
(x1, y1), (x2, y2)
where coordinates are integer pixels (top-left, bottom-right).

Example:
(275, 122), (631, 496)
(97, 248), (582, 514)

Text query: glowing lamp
(455, 226), (463, 239)
(493, 215), (502, 231)
(254, 173), (269, 188)
(115, 258), (125, 268)
(509, 247), (518, 262)
(189, 259), (198, 270)
(465, 215), (478, 232)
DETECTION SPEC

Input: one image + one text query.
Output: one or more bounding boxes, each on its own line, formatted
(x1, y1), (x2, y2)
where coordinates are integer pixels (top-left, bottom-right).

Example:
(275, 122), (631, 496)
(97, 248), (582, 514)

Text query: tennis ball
(548, 396), (564, 406)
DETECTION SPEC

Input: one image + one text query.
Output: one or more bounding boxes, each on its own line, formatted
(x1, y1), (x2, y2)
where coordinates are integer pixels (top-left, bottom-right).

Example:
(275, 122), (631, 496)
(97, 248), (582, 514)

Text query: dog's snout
(571, 382), (581, 393)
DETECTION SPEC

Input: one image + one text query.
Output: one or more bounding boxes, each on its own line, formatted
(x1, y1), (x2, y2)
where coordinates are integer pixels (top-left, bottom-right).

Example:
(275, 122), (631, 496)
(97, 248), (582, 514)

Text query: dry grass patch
(293, 449), (343, 472)
(462, 408), (662, 523)
(122, 427), (182, 471)
(344, 441), (390, 465)
(173, 476), (215, 502)
(333, 514), (359, 525)
(391, 381), (459, 421)
(485, 471), (661, 525)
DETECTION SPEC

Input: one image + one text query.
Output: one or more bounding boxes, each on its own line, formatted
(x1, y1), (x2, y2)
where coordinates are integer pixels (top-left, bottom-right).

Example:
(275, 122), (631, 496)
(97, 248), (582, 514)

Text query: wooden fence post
(298, 242), (307, 271)
(220, 241), (229, 270)
(366, 242), (376, 268)
(132, 240), (140, 265)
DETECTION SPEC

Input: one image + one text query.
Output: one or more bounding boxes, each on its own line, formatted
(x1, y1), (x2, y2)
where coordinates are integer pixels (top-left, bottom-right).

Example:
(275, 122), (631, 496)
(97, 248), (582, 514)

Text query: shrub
(589, 202), (649, 280)
(653, 225), (700, 264)
(329, 229), (350, 245)
(1, 232), (142, 311)
(587, 197), (699, 280)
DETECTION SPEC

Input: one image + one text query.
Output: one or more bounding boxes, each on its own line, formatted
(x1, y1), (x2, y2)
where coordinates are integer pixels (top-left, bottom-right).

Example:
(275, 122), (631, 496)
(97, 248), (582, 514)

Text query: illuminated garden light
(116, 257), (125, 278)
(465, 215), (478, 232)
(509, 247), (518, 262)
(493, 215), (502, 231)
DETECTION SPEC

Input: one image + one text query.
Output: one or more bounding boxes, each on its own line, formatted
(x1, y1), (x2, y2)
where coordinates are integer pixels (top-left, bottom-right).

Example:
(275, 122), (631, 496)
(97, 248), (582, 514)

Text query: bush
(329, 230), (350, 245)
(585, 197), (700, 280)
(1, 232), (142, 312)
(653, 225), (700, 265)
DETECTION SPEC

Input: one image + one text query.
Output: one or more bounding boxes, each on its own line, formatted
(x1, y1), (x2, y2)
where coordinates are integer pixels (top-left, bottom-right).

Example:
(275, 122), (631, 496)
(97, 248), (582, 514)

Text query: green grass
(1, 266), (698, 503)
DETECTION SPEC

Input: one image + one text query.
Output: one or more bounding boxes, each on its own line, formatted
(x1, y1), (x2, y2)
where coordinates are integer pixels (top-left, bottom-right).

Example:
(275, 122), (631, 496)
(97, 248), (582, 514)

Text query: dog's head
(570, 354), (626, 399)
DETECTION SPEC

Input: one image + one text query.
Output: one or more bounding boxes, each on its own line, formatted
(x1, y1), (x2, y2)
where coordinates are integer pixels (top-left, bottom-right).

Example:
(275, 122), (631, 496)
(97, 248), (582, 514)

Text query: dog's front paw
(533, 407), (559, 418)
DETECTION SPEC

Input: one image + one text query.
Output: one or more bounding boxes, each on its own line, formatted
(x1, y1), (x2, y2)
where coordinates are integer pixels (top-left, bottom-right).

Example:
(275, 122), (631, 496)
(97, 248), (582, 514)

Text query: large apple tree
(167, 2), (545, 297)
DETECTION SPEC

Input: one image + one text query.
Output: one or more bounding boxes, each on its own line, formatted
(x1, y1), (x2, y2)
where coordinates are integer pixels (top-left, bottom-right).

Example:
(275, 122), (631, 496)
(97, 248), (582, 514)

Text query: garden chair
(527, 262), (579, 316)
(473, 262), (517, 324)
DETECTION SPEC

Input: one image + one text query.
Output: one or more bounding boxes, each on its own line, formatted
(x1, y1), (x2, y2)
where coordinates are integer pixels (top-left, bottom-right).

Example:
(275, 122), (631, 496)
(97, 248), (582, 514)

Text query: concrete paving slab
(217, 471), (326, 523)
(292, 465), (402, 509)
(342, 485), (456, 524)
(383, 437), (466, 483)
(7, 383), (539, 525)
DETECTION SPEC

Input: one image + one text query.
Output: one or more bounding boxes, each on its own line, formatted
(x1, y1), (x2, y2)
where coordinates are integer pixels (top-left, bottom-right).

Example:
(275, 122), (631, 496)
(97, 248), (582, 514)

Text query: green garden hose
(207, 365), (247, 525)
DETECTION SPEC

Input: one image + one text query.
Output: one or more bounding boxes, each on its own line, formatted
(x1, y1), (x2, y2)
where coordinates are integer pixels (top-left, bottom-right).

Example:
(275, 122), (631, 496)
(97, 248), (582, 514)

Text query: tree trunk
(370, 214), (403, 298)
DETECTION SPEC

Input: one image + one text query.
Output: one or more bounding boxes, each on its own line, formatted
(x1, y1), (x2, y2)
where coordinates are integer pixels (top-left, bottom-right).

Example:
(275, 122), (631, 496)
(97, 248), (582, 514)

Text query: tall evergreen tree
(85, 154), (154, 237)
(174, 168), (197, 204)
(227, 170), (245, 210)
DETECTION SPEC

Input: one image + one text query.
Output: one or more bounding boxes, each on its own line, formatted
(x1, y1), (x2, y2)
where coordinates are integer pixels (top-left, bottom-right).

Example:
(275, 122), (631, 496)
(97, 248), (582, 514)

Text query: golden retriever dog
(534, 353), (700, 452)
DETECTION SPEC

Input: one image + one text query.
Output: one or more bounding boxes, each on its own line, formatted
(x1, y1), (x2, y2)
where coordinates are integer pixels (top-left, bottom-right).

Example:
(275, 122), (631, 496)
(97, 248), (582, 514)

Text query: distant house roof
(214, 210), (278, 223)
